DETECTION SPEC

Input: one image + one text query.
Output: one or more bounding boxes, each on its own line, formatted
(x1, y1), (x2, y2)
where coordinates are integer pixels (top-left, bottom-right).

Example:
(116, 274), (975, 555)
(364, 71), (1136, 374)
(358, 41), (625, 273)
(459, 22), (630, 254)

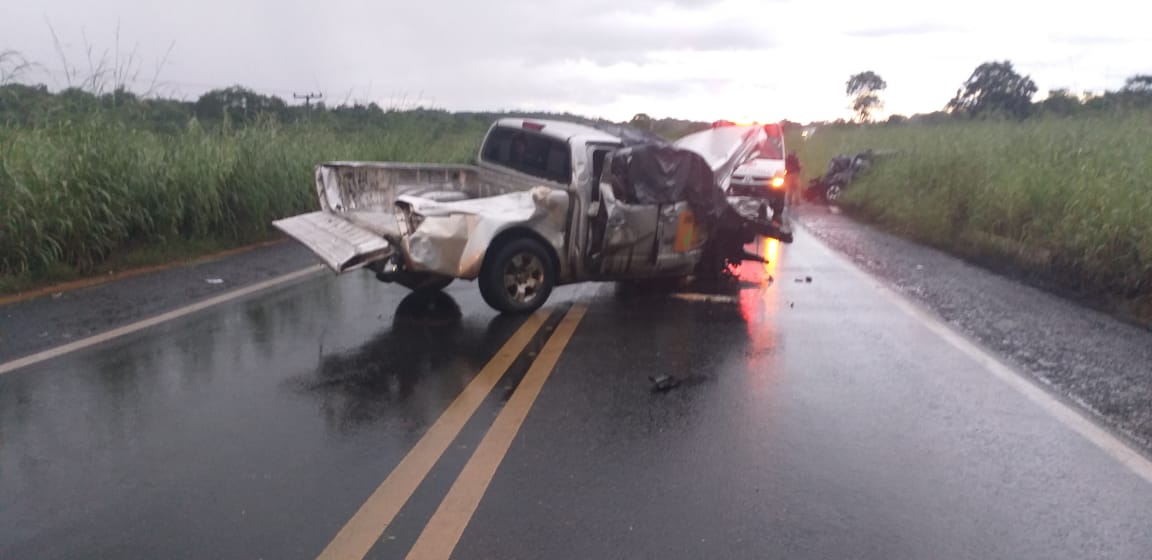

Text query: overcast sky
(3, 0), (1148, 122)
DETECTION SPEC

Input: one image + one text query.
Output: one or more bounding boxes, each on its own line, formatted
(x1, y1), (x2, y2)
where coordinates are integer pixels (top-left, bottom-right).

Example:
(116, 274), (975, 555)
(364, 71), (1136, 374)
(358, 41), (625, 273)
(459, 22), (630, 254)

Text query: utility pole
(294, 92), (324, 110)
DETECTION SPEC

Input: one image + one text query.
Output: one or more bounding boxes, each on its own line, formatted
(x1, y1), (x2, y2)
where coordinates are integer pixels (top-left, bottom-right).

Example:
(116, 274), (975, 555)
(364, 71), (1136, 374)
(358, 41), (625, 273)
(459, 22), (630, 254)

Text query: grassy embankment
(0, 114), (489, 294)
(792, 111), (1152, 324)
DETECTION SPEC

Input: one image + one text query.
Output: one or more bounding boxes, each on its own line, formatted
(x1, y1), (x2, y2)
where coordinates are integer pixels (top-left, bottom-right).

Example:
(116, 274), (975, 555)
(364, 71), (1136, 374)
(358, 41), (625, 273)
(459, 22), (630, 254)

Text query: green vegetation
(0, 81), (708, 294)
(794, 110), (1152, 322)
(0, 85), (493, 292)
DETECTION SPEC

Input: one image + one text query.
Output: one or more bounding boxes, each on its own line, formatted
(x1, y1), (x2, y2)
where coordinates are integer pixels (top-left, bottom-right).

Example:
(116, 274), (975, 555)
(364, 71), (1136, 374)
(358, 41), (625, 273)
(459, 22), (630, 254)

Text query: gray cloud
(4, 0), (1144, 122)
(516, 19), (778, 66)
(844, 22), (962, 38)
(358, 0), (776, 68)
(1050, 33), (1129, 46)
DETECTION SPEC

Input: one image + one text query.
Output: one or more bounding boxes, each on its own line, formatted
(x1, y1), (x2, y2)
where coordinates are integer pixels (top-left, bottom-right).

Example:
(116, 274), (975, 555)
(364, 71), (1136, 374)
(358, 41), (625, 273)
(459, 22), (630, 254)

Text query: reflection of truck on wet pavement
(273, 118), (791, 314)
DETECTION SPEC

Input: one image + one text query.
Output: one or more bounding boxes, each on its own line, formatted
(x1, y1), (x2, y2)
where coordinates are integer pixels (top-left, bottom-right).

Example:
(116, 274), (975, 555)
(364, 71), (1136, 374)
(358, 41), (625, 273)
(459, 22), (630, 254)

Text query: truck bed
(276, 161), (544, 273)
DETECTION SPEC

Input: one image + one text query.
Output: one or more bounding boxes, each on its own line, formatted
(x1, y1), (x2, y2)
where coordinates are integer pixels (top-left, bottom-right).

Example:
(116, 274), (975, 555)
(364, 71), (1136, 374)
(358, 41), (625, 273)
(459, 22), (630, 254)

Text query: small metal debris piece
(805, 276), (813, 283)
(794, 277), (804, 283)
(649, 374), (681, 392)
(790, 302), (794, 308)
(206, 278), (224, 285)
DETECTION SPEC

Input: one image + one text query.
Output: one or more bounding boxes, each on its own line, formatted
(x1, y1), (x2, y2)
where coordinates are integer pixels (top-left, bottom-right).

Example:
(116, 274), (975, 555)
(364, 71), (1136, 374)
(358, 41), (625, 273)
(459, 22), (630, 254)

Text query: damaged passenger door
(586, 177), (660, 278)
(652, 202), (704, 275)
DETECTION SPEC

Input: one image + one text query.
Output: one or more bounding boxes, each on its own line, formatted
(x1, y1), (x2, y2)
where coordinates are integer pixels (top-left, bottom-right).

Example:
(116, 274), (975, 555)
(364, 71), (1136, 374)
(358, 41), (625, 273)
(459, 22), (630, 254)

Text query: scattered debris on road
(205, 278), (224, 285)
(649, 374), (681, 392)
(671, 293), (739, 304)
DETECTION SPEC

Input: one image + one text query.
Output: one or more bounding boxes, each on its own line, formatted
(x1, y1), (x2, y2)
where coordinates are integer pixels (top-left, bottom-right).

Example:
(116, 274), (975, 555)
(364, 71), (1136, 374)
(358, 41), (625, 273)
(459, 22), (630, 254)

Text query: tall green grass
(795, 111), (1152, 319)
(0, 114), (487, 285)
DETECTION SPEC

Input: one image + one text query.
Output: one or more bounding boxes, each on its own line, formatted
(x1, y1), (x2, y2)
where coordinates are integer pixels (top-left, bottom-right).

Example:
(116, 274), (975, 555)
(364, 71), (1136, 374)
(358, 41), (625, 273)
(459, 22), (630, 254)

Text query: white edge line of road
(800, 225), (1152, 486)
(0, 265), (325, 376)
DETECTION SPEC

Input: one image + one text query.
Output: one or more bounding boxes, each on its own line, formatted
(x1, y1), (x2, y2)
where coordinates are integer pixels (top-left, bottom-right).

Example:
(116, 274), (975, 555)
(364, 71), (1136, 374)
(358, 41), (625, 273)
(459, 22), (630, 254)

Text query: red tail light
(522, 121), (545, 131)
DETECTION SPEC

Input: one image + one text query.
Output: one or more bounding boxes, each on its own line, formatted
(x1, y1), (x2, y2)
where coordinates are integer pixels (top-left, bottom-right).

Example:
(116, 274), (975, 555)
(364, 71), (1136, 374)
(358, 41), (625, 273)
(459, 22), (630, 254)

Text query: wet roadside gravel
(797, 205), (1152, 454)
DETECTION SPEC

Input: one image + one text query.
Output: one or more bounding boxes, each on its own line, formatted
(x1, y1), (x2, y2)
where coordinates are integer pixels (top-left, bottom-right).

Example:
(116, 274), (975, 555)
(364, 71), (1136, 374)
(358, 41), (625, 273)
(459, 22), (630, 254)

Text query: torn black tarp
(601, 144), (732, 224)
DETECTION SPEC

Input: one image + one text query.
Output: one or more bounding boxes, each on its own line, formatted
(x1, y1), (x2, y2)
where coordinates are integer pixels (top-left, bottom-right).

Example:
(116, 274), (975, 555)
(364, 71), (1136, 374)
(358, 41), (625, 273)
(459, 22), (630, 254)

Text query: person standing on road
(785, 150), (802, 206)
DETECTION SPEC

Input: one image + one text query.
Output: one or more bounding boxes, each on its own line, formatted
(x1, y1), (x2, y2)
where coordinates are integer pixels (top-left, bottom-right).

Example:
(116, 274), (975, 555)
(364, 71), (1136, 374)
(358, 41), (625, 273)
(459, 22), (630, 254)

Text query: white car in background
(724, 123), (789, 221)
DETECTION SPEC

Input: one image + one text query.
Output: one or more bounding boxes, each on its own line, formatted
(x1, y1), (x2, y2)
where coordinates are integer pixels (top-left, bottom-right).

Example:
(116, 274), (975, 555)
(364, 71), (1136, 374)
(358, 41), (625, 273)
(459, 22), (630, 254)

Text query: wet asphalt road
(3, 232), (1152, 559)
(798, 207), (1152, 450)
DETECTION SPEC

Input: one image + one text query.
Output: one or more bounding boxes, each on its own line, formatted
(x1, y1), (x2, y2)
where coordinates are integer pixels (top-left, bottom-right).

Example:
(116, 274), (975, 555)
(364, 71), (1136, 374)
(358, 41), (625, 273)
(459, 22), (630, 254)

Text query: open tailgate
(273, 211), (394, 273)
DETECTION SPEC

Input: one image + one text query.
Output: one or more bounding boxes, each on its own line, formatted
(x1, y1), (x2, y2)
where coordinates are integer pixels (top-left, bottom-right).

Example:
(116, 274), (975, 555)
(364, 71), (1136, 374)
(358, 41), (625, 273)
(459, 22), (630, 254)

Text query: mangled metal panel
(673, 125), (767, 191)
(599, 144), (731, 225)
(315, 162), (481, 212)
(284, 161), (557, 274)
(396, 186), (571, 279)
(272, 211), (394, 272)
(314, 162), (540, 214)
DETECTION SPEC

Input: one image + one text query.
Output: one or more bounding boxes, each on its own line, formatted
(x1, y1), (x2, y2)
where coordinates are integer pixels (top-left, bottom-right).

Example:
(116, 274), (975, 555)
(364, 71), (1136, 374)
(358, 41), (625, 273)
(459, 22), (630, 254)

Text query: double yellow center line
(317, 304), (588, 560)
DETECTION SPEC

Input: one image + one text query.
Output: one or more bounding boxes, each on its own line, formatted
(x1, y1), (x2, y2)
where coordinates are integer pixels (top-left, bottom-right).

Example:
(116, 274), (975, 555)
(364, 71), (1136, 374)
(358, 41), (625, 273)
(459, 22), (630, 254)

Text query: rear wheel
(825, 183), (843, 202)
(479, 238), (555, 313)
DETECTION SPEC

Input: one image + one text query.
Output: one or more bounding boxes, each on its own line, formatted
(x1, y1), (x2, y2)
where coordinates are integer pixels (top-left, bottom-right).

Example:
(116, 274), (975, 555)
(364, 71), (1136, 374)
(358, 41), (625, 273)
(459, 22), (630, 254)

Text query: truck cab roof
(493, 118), (624, 146)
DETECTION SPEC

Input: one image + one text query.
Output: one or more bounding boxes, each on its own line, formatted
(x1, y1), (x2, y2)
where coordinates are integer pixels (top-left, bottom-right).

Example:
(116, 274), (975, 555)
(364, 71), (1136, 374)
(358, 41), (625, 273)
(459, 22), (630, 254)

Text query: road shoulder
(0, 242), (321, 363)
(798, 205), (1152, 453)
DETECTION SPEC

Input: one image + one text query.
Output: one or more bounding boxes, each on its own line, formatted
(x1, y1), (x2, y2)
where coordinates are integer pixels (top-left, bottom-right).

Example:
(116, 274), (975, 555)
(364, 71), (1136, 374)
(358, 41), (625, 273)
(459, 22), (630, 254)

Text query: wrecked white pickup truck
(273, 118), (791, 313)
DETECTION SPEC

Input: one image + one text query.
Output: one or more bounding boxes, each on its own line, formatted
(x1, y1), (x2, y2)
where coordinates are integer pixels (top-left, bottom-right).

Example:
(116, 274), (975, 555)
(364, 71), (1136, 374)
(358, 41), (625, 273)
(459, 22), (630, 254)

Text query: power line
(293, 91), (323, 109)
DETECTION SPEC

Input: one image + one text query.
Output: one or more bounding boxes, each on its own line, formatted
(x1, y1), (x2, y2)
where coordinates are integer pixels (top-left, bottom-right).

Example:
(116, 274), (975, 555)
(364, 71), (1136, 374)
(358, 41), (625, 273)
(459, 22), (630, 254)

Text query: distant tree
(629, 112), (653, 131)
(886, 114), (908, 125)
(947, 61), (1037, 119)
(1083, 92), (1112, 112)
(1111, 75), (1152, 109)
(0, 83), (51, 125)
(846, 71), (887, 122)
(195, 86), (288, 123)
(1122, 74), (1152, 93)
(911, 111), (952, 124)
(141, 97), (195, 133)
(1037, 88), (1082, 116)
(56, 87), (100, 115)
(101, 86), (139, 109)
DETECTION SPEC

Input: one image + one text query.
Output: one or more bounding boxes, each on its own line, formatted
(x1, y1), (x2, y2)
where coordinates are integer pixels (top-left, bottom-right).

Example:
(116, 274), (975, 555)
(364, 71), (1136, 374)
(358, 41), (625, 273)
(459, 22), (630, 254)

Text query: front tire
(479, 238), (555, 314)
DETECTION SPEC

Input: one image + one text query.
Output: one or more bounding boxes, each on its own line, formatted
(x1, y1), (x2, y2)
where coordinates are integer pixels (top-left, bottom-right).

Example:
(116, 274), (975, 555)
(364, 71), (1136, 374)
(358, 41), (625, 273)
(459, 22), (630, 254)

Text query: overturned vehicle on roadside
(274, 118), (791, 314)
(803, 150), (879, 203)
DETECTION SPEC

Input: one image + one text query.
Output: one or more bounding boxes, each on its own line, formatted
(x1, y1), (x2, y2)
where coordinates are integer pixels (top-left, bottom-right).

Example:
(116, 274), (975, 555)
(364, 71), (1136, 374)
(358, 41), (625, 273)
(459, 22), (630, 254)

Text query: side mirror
(587, 201), (600, 218)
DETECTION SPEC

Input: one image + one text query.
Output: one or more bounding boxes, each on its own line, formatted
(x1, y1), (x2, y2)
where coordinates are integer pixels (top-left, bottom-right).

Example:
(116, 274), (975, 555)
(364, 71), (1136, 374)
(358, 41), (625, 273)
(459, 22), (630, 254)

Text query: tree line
(5, 62), (1149, 136)
(0, 82), (509, 133)
(847, 62), (1152, 124)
